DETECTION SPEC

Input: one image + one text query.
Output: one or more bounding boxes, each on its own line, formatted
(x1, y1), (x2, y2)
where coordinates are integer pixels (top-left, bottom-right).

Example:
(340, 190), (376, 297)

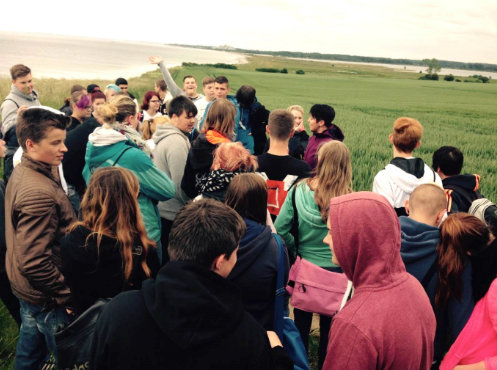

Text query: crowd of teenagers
(0, 61), (496, 370)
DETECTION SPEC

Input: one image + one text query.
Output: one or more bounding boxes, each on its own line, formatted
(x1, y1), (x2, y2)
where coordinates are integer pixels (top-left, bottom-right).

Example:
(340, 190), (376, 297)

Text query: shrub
(255, 68), (281, 73)
(296, 70), (305, 75)
(280, 68), (288, 74)
(444, 74), (454, 81)
(419, 74), (439, 81)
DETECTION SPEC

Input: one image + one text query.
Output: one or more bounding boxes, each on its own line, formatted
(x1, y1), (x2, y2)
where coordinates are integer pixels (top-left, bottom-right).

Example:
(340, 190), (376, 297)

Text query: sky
(2, 0), (497, 64)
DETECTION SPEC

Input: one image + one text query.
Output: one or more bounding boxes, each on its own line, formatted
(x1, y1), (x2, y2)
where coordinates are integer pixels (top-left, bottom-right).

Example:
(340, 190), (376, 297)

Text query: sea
(1, 32), (495, 80)
(0, 32), (247, 79)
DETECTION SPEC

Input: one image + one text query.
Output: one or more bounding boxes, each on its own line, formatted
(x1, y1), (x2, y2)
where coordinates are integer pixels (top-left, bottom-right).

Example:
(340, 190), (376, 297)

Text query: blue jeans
(16, 299), (71, 370)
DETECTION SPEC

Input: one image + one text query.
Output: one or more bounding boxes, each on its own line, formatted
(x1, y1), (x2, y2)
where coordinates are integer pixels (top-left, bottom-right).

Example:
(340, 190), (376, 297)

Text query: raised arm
(149, 56), (184, 98)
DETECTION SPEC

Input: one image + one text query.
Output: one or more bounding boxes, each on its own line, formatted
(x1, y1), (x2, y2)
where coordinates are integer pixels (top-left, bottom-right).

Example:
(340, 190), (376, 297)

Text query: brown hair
(202, 99), (236, 137)
(142, 116), (170, 140)
(309, 141), (352, 221)
(435, 213), (490, 309)
(202, 76), (215, 86)
(391, 117), (423, 153)
(10, 64), (31, 80)
(268, 109), (294, 141)
(69, 167), (155, 281)
(168, 199), (245, 268)
(211, 142), (258, 172)
(226, 173), (268, 225)
(17, 108), (69, 151)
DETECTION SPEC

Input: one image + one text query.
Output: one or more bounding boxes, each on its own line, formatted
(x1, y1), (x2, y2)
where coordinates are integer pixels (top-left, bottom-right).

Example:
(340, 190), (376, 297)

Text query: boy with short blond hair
(373, 117), (442, 216)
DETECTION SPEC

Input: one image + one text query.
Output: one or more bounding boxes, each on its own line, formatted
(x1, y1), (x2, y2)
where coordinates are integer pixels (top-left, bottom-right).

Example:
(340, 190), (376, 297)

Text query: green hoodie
(274, 182), (337, 268)
(83, 139), (175, 243)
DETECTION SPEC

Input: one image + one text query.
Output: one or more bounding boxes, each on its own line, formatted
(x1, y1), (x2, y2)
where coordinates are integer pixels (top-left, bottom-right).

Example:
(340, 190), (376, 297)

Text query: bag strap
(290, 186), (300, 256)
(112, 146), (133, 166)
(273, 233), (285, 336)
(4, 98), (20, 108)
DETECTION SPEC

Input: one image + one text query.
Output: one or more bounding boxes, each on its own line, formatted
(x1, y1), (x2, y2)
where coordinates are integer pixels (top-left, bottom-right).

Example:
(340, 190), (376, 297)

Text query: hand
(17, 105), (28, 114)
(266, 331), (283, 348)
(454, 361), (486, 370)
(149, 56), (163, 65)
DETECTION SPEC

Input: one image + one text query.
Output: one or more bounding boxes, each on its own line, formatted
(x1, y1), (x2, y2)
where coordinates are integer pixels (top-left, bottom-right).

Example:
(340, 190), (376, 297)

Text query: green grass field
(1, 54), (496, 369)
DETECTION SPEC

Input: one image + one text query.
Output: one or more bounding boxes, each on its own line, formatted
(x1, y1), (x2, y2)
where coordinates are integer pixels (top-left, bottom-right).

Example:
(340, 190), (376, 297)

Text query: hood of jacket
(9, 84), (39, 102)
(228, 219), (273, 280)
(188, 133), (219, 171)
(443, 174), (480, 192)
(314, 124), (344, 142)
(399, 216), (439, 281)
(85, 128), (134, 171)
(152, 122), (190, 146)
(384, 158), (436, 194)
(142, 261), (244, 350)
(296, 183), (325, 228)
(329, 192), (406, 289)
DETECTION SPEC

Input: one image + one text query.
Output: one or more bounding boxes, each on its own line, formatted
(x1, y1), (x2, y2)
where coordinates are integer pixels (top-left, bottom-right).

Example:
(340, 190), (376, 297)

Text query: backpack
(261, 173), (298, 217)
(445, 181), (482, 213)
(469, 198), (497, 236)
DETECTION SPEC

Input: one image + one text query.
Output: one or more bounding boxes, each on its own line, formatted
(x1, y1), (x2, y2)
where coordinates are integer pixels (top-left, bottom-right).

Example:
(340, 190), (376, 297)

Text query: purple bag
(286, 256), (349, 317)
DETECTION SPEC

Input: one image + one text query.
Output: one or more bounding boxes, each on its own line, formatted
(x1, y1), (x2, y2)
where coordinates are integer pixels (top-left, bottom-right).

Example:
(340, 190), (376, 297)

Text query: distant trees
(422, 58), (441, 75)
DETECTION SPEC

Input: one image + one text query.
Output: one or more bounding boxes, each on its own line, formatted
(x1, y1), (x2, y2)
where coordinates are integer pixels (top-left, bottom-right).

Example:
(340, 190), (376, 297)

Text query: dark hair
(140, 91), (160, 111)
(310, 104), (335, 127)
(225, 173), (267, 225)
(10, 64), (31, 80)
(156, 79), (167, 92)
(87, 84), (100, 94)
(115, 77), (128, 85)
(432, 146), (464, 176)
(436, 213), (489, 309)
(90, 91), (106, 103)
(268, 110), (294, 140)
(167, 96), (198, 118)
(235, 85), (256, 108)
(168, 199), (246, 268)
(182, 75), (195, 82)
(17, 108), (69, 151)
(215, 76), (229, 85)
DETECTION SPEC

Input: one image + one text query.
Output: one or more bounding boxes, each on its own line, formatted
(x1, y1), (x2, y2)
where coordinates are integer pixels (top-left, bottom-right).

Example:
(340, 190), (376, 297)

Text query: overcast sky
(2, 0), (497, 64)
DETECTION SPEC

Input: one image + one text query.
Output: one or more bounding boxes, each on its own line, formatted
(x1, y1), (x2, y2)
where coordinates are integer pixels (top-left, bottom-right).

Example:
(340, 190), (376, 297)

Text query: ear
(266, 126), (270, 134)
(435, 209), (446, 226)
(318, 119), (326, 128)
(388, 133), (394, 144)
(415, 140), (421, 149)
(404, 200), (410, 215)
(211, 254), (227, 274)
(25, 138), (36, 153)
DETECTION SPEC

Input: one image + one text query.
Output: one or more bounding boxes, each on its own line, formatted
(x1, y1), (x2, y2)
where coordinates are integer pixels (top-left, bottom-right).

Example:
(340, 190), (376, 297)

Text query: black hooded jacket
(90, 261), (292, 370)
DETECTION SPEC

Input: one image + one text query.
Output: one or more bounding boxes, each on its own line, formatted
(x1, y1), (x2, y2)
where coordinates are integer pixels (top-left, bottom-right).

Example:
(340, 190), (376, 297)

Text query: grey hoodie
(152, 123), (191, 220)
(1, 85), (40, 136)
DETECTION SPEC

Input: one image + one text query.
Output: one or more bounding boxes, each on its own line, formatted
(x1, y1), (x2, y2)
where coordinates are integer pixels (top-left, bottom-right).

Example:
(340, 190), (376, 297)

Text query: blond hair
(142, 116), (170, 140)
(95, 103), (118, 127)
(211, 142), (258, 171)
(310, 141), (352, 221)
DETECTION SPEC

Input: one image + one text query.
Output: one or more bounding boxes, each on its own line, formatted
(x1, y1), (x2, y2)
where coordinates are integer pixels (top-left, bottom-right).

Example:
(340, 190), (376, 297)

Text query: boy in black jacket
(91, 199), (292, 370)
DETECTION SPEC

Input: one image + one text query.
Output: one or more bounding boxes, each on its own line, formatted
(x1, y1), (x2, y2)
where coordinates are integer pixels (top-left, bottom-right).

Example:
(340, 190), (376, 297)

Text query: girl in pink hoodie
(440, 278), (497, 370)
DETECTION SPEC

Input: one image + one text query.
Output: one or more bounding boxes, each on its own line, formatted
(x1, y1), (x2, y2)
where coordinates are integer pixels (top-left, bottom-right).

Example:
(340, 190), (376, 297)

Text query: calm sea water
(0, 32), (246, 79)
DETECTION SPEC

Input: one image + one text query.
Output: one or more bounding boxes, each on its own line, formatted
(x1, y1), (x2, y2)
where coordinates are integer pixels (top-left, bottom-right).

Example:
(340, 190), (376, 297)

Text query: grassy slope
(0, 54), (496, 369)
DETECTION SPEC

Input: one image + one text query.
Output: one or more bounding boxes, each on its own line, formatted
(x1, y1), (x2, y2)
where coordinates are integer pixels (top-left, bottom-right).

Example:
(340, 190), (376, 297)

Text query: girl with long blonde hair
(61, 167), (159, 315)
(275, 140), (352, 369)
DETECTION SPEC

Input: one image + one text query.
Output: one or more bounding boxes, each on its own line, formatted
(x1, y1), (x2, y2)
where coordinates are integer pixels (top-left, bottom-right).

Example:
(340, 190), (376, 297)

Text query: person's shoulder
(98, 290), (147, 331)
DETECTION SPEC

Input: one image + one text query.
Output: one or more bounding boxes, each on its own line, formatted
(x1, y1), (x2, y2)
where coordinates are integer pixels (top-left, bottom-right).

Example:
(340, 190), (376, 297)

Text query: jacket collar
(21, 154), (61, 185)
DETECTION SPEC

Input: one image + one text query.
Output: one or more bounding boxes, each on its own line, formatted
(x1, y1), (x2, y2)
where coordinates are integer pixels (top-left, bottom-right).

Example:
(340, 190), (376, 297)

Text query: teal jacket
(83, 140), (175, 242)
(274, 182), (337, 268)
